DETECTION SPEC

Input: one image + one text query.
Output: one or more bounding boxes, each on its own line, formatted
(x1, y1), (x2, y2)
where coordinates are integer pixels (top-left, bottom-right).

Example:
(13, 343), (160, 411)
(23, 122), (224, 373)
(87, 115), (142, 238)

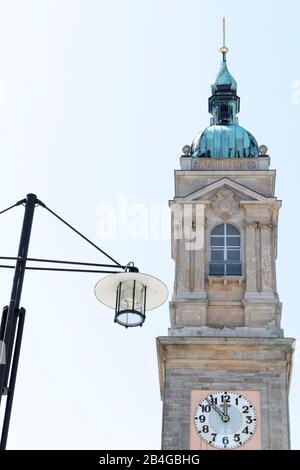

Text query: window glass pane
(226, 224), (239, 236)
(226, 236), (240, 247)
(227, 249), (240, 261)
(211, 236), (224, 247)
(212, 224), (224, 235)
(211, 249), (224, 261)
(210, 224), (242, 276)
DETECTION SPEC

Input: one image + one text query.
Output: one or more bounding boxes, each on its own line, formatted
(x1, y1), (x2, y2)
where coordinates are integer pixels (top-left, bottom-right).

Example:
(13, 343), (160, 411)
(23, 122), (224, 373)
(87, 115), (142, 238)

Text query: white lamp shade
(94, 272), (168, 311)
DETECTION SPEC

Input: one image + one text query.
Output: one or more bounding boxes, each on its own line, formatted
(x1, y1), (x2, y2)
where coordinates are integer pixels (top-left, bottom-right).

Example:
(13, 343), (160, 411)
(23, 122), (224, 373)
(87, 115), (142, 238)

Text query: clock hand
(222, 399), (230, 423)
(205, 398), (225, 420)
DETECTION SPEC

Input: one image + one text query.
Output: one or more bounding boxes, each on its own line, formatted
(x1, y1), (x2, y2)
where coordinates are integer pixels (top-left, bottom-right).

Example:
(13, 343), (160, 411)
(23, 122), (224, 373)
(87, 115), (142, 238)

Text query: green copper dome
(191, 53), (259, 159)
(191, 125), (259, 158)
(211, 60), (237, 93)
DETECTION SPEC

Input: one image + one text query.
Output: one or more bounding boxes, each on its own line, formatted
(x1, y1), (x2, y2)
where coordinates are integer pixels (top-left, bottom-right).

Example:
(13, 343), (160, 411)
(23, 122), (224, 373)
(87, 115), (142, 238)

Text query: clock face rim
(194, 391), (257, 449)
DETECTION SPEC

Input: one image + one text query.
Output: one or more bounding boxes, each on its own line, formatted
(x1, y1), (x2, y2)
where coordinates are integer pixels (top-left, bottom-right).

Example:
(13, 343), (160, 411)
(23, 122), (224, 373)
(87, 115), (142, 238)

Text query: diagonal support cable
(0, 199), (26, 216)
(39, 202), (122, 267)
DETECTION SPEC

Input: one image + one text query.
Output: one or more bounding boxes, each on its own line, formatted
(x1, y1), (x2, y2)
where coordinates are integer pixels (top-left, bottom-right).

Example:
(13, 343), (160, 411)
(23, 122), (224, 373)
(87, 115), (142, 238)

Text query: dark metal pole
(0, 308), (26, 449)
(0, 307), (8, 374)
(0, 193), (37, 449)
(0, 307), (8, 342)
(1, 309), (18, 398)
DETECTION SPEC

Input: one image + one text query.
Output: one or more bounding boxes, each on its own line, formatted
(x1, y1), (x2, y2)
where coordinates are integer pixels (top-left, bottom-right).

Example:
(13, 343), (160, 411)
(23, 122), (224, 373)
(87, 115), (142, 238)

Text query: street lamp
(0, 193), (168, 450)
(95, 270), (168, 328)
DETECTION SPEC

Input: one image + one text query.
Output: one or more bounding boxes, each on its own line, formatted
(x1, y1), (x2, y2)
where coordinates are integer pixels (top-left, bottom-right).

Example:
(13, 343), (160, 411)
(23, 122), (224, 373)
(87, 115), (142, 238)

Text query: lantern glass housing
(94, 272), (168, 329)
(115, 280), (146, 327)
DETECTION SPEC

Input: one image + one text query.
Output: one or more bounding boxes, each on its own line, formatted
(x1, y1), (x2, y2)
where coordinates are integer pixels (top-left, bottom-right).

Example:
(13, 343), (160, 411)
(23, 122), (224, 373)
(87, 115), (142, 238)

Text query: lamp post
(0, 194), (168, 450)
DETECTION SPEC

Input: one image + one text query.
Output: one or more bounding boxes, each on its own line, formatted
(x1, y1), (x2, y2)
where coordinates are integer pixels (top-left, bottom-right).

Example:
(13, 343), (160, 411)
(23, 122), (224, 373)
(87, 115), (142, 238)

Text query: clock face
(194, 391), (257, 449)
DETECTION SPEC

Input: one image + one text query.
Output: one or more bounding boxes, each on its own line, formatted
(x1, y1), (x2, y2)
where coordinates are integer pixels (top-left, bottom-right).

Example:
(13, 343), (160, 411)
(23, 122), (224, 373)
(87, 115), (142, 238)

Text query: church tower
(157, 27), (295, 450)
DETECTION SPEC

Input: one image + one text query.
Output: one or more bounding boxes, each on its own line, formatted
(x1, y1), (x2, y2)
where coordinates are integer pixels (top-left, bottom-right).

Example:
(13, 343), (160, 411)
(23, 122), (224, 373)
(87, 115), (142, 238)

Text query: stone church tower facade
(157, 44), (294, 450)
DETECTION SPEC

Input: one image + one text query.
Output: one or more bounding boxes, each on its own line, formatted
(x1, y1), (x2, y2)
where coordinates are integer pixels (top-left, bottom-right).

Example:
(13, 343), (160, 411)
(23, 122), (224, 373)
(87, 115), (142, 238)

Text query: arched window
(209, 224), (241, 276)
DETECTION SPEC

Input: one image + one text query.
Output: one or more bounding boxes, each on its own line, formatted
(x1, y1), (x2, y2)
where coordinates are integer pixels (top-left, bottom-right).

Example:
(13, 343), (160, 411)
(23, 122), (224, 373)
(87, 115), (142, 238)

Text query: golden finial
(219, 17), (229, 57)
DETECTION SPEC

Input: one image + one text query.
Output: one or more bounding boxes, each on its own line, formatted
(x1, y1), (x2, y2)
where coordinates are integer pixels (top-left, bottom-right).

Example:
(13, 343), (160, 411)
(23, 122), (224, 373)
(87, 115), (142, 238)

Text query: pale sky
(0, 0), (299, 449)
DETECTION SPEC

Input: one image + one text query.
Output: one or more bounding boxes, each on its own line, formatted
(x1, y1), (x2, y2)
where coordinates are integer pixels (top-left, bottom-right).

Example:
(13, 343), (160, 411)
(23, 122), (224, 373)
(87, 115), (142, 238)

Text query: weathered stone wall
(158, 157), (294, 450)
(157, 337), (294, 450)
(169, 160), (281, 336)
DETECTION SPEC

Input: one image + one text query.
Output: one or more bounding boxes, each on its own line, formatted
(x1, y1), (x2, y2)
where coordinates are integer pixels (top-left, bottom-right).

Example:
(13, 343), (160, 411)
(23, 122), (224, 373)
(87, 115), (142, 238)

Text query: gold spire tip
(219, 17), (229, 55)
